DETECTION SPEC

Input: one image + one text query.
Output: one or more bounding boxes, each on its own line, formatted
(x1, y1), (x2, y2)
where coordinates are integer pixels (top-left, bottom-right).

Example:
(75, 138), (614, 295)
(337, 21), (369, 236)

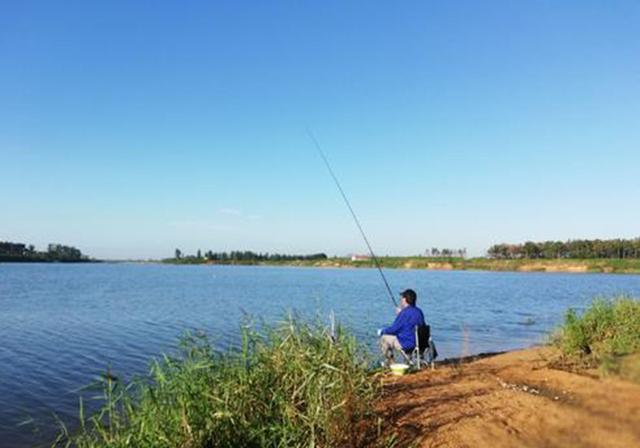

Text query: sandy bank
(255, 258), (640, 274)
(378, 347), (640, 447)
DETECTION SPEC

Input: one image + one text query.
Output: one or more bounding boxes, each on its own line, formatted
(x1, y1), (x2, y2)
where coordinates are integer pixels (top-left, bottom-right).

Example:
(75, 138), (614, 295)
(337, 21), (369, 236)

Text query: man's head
(400, 289), (417, 306)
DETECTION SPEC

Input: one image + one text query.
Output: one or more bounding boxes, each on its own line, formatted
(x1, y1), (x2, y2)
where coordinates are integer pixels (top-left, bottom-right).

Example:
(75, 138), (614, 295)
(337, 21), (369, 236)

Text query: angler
(378, 289), (426, 367)
(310, 131), (437, 369)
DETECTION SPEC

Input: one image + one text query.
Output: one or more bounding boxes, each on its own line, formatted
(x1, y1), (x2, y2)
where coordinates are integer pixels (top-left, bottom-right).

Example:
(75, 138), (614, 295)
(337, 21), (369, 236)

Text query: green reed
(553, 296), (640, 379)
(54, 317), (379, 448)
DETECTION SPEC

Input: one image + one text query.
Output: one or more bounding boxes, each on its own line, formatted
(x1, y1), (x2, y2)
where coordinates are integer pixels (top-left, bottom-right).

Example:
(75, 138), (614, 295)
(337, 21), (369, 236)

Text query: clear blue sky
(1, 1), (639, 259)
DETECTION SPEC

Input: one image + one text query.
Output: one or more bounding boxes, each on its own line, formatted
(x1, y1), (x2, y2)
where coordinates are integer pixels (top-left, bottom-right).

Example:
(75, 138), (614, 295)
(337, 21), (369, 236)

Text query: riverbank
(378, 296), (640, 446)
(0, 242), (92, 263)
(378, 346), (640, 447)
(179, 257), (640, 274)
(0, 257), (97, 263)
(58, 346), (640, 448)
(48, 296), (640, 447)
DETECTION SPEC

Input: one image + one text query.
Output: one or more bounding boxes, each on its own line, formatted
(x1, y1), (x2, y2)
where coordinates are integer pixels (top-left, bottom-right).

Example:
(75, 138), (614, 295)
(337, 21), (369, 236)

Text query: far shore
(162, 256), (640, 274)
(0, 257), (98, 263)
(8, 256), (639, 275)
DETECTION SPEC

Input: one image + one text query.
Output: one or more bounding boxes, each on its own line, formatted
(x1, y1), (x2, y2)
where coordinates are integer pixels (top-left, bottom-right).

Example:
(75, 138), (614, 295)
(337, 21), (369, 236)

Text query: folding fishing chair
(402, 324), (436, 370)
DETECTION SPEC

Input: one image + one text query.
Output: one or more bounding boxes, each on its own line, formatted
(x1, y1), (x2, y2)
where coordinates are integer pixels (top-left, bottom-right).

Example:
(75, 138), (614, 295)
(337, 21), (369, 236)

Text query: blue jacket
(382, 305), (425, 350)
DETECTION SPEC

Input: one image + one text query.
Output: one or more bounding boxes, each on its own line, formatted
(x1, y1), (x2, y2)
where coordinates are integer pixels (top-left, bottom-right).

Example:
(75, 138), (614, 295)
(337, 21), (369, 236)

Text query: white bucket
(389, 363), (409, 376)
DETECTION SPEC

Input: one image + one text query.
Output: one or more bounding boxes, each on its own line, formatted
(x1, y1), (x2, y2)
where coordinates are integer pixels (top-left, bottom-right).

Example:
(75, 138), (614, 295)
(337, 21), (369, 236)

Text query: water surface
(1, 263), (639, 447)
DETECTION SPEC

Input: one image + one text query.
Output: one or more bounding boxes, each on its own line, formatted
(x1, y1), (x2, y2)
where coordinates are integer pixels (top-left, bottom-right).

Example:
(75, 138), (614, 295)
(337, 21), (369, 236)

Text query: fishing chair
(402, 324), (435, 370)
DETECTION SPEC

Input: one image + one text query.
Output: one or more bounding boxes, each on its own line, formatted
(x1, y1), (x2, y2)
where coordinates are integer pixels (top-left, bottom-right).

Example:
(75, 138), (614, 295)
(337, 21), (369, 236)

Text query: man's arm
(382, 310), (408, 336)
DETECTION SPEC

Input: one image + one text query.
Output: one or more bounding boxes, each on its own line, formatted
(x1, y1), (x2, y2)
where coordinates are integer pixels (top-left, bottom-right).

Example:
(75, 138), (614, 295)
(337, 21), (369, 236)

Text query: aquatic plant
(554, 296), (640, 378)
(54, 318), (379, 448)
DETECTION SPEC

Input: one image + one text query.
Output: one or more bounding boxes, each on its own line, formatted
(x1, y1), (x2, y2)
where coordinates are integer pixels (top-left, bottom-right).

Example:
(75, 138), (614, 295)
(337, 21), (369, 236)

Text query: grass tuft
(55, 317), (380, 448)
(553, 296), (640, 379)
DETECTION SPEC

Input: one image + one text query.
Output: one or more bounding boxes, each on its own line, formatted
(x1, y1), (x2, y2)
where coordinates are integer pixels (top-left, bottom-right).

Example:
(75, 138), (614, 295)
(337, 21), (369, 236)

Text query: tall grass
(553, 296), (640, 378)
(55, 318), (379, 448)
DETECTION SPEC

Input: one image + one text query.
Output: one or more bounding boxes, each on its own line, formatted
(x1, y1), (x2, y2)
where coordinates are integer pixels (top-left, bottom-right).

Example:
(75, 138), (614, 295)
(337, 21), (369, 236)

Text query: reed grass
(54, 317), (380, 448)
(553, 296), (640, 379)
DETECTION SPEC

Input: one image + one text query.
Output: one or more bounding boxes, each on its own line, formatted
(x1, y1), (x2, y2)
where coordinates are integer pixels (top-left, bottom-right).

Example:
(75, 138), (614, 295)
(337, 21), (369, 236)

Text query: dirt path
(378, 348), (640, 447)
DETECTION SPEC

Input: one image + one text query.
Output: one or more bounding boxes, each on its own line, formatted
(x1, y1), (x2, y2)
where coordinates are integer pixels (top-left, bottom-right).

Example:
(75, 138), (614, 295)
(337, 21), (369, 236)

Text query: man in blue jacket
(378, 289), (425, 366)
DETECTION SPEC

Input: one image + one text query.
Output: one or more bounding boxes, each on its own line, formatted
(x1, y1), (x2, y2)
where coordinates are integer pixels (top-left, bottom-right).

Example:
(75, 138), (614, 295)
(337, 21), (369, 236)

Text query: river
(1, 262), (639, 447)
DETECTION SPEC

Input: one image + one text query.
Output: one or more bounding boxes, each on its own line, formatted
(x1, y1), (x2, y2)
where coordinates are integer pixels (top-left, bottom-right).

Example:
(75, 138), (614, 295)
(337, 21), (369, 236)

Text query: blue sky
(1, 1), (639, 259)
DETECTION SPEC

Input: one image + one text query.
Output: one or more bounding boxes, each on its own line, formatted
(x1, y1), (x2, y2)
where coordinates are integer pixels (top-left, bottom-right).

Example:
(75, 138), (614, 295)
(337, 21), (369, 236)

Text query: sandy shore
(378, 347), (640, 447)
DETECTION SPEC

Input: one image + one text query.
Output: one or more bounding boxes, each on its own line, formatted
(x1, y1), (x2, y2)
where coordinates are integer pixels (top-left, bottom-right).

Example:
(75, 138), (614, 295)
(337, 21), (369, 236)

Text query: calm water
(1, 263), (640, 447)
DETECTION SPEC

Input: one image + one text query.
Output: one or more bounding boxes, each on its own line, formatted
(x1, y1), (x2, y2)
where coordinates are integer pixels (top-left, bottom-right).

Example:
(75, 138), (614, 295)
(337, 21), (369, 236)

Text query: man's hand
(377, 328), (383, 337)
(395, 307), (402, 315)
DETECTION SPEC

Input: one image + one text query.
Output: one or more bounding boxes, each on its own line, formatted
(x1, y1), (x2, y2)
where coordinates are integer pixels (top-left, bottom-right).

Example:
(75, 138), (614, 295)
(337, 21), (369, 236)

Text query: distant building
(350, 254), (370, 261)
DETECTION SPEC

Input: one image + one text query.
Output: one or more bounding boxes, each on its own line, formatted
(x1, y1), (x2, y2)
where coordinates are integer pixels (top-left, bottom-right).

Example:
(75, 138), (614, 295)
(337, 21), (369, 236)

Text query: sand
(377, 347), (640, 447)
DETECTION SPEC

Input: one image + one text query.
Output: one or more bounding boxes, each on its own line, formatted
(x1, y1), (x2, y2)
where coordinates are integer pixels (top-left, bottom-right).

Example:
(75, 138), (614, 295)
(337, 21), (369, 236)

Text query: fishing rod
(308, 130), (398, 308)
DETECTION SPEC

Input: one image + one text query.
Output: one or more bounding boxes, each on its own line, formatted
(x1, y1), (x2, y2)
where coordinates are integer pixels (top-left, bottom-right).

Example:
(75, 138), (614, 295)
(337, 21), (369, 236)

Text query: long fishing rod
(308, 130), (398, 308)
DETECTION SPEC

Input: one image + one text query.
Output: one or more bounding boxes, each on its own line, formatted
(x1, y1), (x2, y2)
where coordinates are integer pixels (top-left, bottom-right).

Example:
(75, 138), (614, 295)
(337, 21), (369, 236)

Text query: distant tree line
(487, 238), (640, 260)
(425, 248), (467, 258)
(0, 241), (89, 262)
(169, 249), (328, 264)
